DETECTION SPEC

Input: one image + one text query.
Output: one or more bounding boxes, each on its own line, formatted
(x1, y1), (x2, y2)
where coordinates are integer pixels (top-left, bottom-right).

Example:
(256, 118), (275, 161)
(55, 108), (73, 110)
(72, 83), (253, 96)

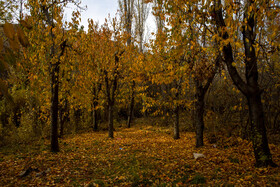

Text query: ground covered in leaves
(1, 123), (280, 186)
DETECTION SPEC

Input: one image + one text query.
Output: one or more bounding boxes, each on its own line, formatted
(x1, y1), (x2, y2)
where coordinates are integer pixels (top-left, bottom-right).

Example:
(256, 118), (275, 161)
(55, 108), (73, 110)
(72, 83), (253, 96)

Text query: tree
(146, 3), (186, 139)
(27, 0), (81, 152)
(192, 55), (219, 147)
(153, 0), (165, 32)
(119, 0), (137, 128)
(0, 22), (29, 112)
(86, 23), (102, 131)
(151, 0), (220, 143)
(134, 0), (149, 53)
(172, 2), (220, 147)
(119, 0), (134, 46)
(0, 0), (29, 103)
(149, 0), (172, 126)
(94, 19), (126, 138)
(212, 0), (278, 167)
(77, 20), (103, 131)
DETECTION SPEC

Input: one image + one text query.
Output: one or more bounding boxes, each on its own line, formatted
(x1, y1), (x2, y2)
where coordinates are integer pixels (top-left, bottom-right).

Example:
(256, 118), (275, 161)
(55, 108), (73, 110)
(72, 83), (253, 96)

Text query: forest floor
(0, 120), (280, 186)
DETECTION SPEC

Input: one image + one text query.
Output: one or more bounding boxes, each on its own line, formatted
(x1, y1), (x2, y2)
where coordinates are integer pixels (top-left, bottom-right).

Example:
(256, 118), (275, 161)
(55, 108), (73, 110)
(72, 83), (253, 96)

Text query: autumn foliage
(0, 0), (280, 185)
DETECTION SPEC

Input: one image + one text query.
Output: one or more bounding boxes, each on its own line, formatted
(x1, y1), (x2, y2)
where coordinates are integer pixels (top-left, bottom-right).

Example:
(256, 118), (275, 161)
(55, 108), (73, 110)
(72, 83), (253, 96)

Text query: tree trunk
(213, 0), (276, 167)
(59, 98), (68, 138)
(173, 105), (180, 139)
(194, 93), (205, 147)
(108, 103), (114, 138)
(92, 102), (98, 131)
(105, 74), (115, 138)
(127, 81), (135, 128)
(193, 74), (214, 148)
(50, 63), (59, 152)
(248, 93), (275, 167)
(42, 2), (67, 153)
(59, 106), (64, 138)
(243, 0), (275, 167)
(104, 52), (121, 138)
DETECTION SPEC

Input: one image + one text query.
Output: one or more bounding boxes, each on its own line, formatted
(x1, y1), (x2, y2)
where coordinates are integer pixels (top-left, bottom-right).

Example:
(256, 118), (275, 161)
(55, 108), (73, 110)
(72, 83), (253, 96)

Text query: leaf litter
(0, 125), (279, 186)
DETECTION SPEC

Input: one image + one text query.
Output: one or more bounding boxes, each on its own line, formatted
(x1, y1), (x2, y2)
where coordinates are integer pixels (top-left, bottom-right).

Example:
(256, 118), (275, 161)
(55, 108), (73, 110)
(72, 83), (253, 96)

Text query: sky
(65, 0), (156, 40)
(65, 0), (120, 29)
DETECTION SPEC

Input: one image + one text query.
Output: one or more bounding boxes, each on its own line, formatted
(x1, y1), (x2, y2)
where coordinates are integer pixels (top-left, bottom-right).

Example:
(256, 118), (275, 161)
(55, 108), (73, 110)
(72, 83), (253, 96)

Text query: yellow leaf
(19, 20), (32, 29)
(17, 28), (29, 47)
(9, 39), (20, 51)
(249, 6), (252, 12)
(3, 22), (15, 39)
(245, 175), (252, 180)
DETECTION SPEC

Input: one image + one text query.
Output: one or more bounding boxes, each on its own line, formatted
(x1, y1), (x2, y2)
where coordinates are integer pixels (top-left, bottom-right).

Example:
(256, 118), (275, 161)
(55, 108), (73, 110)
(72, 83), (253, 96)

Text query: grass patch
(191, 173), (206, 184)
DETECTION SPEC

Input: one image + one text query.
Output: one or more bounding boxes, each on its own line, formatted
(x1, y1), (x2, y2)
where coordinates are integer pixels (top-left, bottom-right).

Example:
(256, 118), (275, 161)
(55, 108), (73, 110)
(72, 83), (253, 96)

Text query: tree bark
(50, 63), (59, 152)
(248, 93), (275, 167)
(74, 107), (82, 131)
(59, 104), (64, 138)
(173, 105), (180, 139)
(193, 56), (218, 147)
(194, 80), (205, 147)
(194, 97), (204, 147)
(49, 40), (66, 151)
(104, 67), (118, 138)
(92, 102), (98, 131)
